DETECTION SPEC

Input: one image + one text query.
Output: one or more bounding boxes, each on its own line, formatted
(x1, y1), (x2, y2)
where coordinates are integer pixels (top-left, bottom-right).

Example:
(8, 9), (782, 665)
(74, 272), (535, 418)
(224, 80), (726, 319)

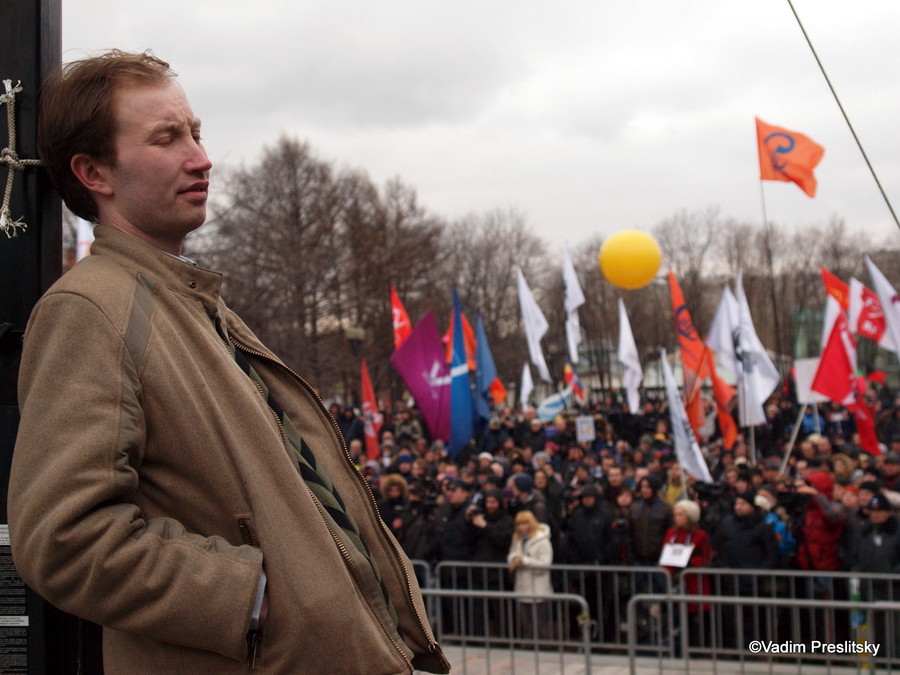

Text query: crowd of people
(330, 385), (900, 606)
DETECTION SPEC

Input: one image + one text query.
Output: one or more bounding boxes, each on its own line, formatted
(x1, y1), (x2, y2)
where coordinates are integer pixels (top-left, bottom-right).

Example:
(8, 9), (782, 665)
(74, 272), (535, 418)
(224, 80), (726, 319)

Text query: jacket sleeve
(9, 293), (262, 663)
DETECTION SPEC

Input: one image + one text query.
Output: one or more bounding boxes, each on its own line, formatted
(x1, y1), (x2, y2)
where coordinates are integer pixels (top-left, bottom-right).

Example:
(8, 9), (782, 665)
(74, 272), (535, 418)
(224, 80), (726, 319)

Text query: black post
(0, 3), (94, 674)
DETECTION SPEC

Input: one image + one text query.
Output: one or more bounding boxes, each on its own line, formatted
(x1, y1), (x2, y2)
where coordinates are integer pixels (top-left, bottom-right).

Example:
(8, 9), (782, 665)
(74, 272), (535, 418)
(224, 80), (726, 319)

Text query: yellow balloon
(598, 230), (662, 290)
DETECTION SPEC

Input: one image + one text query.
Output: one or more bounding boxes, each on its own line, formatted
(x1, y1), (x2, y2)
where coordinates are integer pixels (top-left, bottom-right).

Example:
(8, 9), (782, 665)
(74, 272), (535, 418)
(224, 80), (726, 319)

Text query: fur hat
(674, 499), (701, 524)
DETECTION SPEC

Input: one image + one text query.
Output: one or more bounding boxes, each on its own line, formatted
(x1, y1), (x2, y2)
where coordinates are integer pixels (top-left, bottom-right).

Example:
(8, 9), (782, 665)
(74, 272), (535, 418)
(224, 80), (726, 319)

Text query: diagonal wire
(786, 0), (900, 233)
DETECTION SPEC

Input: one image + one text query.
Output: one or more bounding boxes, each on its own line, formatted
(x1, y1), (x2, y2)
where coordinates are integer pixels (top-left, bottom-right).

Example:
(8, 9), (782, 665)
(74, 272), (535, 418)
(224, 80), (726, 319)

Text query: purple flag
(390, 310), (451, 441)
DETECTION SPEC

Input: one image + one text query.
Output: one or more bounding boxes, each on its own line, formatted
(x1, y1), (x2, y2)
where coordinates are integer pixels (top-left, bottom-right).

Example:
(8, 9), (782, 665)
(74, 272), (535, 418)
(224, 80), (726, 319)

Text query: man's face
(100, 82), (211, 252)
(448, 487), (469, 506)
(607, 468), (623, 487)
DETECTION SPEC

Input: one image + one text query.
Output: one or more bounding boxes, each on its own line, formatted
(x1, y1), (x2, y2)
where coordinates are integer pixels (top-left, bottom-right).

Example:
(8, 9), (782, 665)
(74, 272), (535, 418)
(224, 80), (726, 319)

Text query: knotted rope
(0, 79), (44, 237)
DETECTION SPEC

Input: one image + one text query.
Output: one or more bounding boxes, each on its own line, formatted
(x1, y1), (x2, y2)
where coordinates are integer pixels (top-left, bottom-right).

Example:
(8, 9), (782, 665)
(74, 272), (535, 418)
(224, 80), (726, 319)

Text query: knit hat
(513, 473), (534, 493)
(735, 490), (757, 508)
(869, 493), (892, 511)
(397, 453), (414, 464)
(579, 484), (600, 499)
(674, 499), (701, 524)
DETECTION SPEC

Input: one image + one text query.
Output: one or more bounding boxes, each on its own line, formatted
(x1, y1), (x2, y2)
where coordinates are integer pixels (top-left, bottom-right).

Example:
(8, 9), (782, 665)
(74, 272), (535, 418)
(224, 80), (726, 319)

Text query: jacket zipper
(226, 333), (437, 665)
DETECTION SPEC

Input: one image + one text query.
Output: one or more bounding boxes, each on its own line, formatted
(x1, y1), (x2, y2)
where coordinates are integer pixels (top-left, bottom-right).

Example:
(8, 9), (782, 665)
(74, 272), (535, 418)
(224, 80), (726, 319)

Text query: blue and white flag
(537, 386), (573, 421)
(449, 290), (474, 458)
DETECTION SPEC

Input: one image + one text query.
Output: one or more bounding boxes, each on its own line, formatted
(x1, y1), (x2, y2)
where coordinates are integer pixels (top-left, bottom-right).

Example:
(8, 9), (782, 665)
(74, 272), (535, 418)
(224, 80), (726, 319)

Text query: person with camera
(468, 489), (514, 636)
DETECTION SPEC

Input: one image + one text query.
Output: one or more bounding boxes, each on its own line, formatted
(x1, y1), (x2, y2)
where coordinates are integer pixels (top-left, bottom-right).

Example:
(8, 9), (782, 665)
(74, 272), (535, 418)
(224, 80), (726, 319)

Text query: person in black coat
(566, 485), (614, 564)
(565, 484), (615, 636)
(717, 491), (779, 572)
(716, 491), (779, 647)
(467, 489), (514, 636)
(437, 479), (477, 634)
(852, 493), (900, 657)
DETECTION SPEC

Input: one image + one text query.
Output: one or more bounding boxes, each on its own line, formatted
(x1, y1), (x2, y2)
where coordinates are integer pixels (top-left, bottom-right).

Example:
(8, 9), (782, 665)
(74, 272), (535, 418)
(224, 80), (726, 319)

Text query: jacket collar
(90, 225), (224, 305)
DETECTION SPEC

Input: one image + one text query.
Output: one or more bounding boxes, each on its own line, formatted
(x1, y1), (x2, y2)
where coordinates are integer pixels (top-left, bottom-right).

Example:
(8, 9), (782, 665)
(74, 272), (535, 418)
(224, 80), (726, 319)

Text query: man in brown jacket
(8, 50), (449, 674)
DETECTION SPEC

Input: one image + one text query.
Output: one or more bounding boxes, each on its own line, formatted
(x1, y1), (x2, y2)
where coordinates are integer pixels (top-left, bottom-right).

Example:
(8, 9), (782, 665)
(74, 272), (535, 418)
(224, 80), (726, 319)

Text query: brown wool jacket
(9, 226), (449, 674)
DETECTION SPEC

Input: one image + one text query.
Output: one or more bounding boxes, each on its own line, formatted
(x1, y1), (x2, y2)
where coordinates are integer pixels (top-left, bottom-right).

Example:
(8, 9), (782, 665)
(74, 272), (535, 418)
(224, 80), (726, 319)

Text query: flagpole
(759, 184), (788, 380)
(786, 0), (900, 233)
(779, 402), (809, 474)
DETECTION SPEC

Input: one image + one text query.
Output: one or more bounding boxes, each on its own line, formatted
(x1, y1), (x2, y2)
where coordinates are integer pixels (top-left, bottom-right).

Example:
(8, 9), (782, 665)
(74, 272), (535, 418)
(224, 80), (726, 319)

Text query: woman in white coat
(507, 509), (554, 640)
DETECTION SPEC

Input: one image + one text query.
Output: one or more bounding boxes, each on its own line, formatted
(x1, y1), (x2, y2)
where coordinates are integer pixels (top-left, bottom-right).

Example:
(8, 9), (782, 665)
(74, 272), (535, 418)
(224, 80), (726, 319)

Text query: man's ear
(70, 154), (114, 197)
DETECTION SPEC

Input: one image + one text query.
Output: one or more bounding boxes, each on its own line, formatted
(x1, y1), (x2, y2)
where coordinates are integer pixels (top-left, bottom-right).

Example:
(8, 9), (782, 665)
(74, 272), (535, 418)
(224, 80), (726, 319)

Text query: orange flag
(707, 352), (738, 450)
(360, 358), (382, 461)
(443, 312), (477, 370)
(488, 378), (508, 406)
(820, 267), (850, 310)
(756, 117), (824, 197)
(390, 285), (412, 351)
(669, 271), (709, 433)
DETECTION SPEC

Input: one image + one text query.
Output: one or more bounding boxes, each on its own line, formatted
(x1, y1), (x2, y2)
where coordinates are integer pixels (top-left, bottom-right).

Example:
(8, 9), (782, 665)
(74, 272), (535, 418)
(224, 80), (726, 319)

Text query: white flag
(865, 256), (900, 356)
(76, 218), (95, 262)
(707, 283), (740, 377)
(734, 271), (781, 427)
(516, 267), (552, 382)
(707, 274), (780, 427)
(661, 349), (712, 482)
(563, 245), (586, 364)
(520, 363), (534, 408)
(617, 298), (642, 413)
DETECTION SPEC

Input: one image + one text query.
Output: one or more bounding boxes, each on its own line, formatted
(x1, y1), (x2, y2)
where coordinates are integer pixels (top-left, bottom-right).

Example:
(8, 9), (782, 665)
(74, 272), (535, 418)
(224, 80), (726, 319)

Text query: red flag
(360, 358), (382, 461)
(443, 312), (477, 370)
(707, 353), (738, 450)
(821, 268), (850, 311)
(811, 312), (856, 404)
(851, 378), (881, 456)
(851, 279), (890, 347)
(669, 271), (710, 433)
(757, 117), (825, 197)
(390, 285), (412, 351)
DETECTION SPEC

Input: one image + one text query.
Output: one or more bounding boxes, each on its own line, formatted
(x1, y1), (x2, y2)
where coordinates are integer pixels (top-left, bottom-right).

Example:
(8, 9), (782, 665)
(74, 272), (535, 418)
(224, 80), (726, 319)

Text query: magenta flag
(389, 310), (451, 441)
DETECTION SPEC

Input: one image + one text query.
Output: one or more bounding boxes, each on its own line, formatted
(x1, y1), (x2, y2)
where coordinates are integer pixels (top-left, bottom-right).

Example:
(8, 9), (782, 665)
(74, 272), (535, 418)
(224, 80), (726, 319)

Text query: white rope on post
(0, 79), (44, 237)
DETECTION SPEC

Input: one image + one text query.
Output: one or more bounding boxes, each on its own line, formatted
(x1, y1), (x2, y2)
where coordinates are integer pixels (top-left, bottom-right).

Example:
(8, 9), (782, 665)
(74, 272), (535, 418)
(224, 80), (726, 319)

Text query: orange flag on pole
(821, 267), (850, 311)
(669, 271), (710, 434)
(443, 312), (477, 370)
(390, 285), (412, 351)
(360, 358), (382, 461)
(707, 352), (738, 450)
(756, 117), (825, 197)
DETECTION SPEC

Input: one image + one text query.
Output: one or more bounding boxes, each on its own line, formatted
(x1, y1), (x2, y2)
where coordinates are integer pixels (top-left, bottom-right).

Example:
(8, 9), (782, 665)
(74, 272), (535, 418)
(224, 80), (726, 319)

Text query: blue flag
(449, 290), (474, 459)
(474, 313), (497, 424)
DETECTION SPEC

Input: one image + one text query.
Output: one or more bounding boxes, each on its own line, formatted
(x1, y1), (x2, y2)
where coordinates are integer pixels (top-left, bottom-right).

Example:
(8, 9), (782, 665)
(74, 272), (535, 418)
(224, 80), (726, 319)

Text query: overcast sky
(64, 0), (900, 253)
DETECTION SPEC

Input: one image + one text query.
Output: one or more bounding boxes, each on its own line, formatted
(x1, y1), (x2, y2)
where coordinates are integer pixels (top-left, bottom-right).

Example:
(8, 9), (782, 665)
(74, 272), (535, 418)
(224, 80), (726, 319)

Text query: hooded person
(796, 470), (846, 571)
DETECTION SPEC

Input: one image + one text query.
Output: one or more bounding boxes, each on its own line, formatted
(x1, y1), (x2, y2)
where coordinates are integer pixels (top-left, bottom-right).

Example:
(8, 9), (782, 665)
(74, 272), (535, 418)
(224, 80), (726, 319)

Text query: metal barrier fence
(432, 561), (673, 655)
(627, 593), (900, 674)
(419, 588), (592, 675)
(679, 568), (900, 663)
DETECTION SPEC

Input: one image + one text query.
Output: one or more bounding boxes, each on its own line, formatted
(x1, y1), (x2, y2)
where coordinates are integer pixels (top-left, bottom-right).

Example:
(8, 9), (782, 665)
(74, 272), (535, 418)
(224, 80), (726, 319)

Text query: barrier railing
(627, 593), (900, 674)
(432, 561), (673, 654)
(679, 568), (900, 662)
(419, 588), (593, 675)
